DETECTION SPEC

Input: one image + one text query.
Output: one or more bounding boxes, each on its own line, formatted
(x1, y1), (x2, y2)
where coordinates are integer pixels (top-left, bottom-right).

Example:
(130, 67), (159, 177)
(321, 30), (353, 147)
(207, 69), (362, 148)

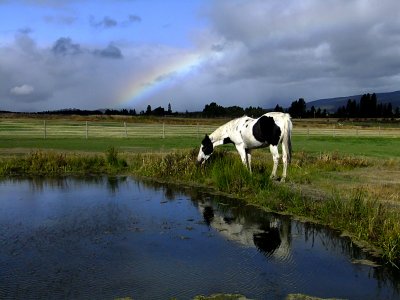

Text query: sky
(1, 0), (400, 113)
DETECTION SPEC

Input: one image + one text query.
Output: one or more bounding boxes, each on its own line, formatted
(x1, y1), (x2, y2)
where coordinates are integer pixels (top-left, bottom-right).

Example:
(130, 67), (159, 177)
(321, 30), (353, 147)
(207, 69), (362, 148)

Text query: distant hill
(306, 90), (400, 113)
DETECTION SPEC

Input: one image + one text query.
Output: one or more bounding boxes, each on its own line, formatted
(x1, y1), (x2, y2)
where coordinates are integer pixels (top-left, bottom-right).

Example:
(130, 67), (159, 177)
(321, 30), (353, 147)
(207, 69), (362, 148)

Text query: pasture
(1, 115), (399, 156)
(1, 115), (399, 139)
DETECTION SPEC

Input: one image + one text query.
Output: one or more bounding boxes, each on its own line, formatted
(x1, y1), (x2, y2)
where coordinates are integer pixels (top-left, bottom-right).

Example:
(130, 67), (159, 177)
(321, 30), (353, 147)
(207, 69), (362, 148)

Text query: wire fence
(0, 120), (218, 139)
(0, 119), (399, 139)
(294, 126), (400, 138)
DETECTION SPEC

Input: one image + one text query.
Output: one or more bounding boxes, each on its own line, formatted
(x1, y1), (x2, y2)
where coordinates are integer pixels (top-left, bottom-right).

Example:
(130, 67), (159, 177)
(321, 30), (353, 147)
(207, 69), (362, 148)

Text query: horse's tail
(282, 113), (292, 164)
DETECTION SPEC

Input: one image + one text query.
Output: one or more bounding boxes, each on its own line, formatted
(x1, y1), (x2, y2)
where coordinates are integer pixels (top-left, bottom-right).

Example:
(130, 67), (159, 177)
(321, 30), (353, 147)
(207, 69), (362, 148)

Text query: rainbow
(118, 50), (210, 108)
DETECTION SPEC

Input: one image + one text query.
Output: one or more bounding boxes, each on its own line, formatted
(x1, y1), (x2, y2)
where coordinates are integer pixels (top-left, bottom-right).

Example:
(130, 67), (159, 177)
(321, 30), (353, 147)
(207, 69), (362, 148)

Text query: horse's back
(265, 112), (291, 122)
(264, 112), (292, 131)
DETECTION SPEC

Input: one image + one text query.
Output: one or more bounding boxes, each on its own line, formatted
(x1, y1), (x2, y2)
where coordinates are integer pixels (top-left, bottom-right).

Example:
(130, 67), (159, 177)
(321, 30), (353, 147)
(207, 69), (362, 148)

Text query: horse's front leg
(246, 149), (252, 173)
(235, 145), (250, 171)
(269, 145), (280, 180)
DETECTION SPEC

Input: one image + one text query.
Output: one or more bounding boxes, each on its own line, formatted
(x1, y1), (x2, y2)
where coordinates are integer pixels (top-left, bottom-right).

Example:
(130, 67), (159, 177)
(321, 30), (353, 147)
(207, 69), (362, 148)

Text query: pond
(0, 177), (399, 299)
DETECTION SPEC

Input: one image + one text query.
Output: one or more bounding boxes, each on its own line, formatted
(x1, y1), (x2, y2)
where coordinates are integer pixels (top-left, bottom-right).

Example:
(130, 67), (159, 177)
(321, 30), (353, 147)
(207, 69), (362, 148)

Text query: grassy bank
(0, 148), (127, 176)
(1, 147), (399, 266)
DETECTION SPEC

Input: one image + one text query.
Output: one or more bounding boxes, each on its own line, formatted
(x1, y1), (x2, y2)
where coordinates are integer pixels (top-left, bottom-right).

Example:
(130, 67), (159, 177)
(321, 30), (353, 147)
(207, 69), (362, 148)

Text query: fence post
(44, 120), (47, 139)
(197, 123), (199, 139)
(86, 121), (88, 139)
(124, 122), (128, 137)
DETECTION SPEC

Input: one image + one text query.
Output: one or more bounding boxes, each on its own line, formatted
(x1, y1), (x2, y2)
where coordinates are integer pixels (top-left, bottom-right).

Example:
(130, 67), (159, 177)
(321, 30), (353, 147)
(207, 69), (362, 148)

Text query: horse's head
(197, 134), (213, 164)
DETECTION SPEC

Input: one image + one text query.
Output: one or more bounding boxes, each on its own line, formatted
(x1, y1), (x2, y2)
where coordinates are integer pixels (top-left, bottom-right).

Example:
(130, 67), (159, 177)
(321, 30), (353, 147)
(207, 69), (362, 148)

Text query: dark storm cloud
(51, 37), (123, 59)
(52, 37), (82, 55)
(192, 0), (400, 107)
(93, 44), (123, 59)
(137, 0), (400, 112)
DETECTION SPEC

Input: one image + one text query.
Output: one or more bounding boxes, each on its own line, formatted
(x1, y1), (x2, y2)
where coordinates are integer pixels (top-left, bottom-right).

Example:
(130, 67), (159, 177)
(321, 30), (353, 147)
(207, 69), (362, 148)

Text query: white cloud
(10, 84), (34, 95)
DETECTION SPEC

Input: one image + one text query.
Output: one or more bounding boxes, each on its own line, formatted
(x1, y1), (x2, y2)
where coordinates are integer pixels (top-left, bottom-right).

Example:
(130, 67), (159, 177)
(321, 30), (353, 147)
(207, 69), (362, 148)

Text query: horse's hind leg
(269, 145), (280, 180)
(281, 145), (288, 182)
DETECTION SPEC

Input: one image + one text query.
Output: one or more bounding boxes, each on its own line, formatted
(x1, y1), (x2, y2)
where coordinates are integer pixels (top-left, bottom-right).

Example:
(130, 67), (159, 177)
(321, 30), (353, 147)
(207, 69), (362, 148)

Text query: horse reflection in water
(198, 200), (291, 259)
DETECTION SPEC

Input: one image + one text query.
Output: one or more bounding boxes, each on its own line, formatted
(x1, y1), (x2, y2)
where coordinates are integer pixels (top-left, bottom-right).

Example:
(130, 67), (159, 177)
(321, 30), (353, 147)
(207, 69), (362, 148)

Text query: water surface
(0, 177), (399, 299)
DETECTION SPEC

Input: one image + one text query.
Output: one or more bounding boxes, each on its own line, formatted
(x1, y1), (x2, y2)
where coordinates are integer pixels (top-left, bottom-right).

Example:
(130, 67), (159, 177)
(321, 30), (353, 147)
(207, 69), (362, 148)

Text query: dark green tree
(386, 103), (393, 117)
(288, 98), (306, 118)
(395, 107), (400, 118)
(146, 105), (152, 115)
(346, 99), (357, 117)
(309, 105), (316, 118)
(244, 106), (265, 117)
(359, 93), (377, 117)
(203, 102), (226, 117)
(225, 106), (245, 117)
(274, 104), (284, 112)
(152, 106), (165, 116)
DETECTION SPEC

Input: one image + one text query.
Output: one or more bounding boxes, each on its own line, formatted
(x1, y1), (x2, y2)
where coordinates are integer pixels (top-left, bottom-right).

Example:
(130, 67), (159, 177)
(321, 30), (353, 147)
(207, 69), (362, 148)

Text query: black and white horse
(197, 112), (292, 182)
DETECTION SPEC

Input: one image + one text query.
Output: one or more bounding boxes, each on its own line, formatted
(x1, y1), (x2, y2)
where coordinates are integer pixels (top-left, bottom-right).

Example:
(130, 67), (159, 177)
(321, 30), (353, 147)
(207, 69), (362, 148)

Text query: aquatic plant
(106, 147), (127, 169)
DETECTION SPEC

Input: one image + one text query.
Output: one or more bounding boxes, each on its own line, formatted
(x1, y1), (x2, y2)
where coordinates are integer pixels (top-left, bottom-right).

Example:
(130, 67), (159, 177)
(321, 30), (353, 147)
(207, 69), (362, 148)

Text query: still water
(0, 177), (399, 299)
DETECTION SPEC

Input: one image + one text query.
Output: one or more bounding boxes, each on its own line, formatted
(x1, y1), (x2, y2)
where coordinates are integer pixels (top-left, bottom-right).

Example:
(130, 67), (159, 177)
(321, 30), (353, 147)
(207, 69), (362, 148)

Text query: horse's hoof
(280, 177), (286, 183)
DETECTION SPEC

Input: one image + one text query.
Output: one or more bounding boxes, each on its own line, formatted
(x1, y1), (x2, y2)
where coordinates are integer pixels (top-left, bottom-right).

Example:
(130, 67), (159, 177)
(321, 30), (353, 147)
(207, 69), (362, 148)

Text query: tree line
(22, 102), (267, 118)
(282, 94), (399, 118)
(5, 93), (399, 118)
(335, 93), (398, 118)
(201, 95), (399, 119)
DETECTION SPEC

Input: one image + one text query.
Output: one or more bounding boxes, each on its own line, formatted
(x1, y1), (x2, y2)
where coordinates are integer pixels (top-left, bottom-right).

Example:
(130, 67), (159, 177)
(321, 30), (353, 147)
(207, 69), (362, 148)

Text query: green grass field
(0, 137), (198, 153)
(1, 135), (399, 159)
(293, 135), (400, 158)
